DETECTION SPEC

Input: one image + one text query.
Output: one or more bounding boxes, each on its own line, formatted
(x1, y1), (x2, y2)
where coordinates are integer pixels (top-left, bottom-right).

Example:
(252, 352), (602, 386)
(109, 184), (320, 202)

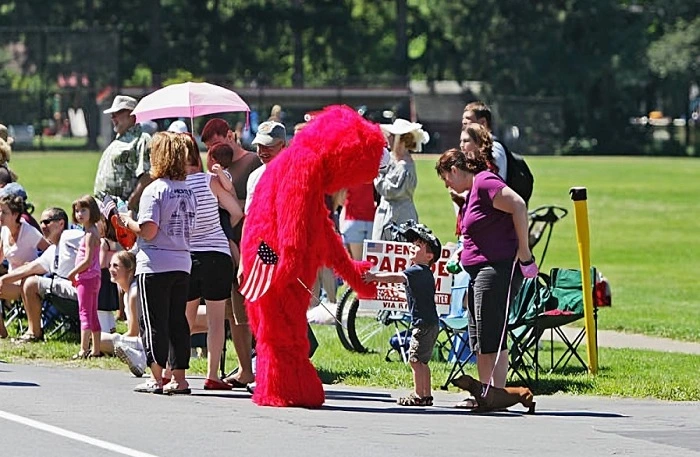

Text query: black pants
(137, 271), (191, 370)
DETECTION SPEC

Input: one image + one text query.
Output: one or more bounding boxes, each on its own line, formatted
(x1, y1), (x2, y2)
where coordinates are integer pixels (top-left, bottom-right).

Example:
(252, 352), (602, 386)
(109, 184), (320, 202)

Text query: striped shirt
(185, 172), (231, 256)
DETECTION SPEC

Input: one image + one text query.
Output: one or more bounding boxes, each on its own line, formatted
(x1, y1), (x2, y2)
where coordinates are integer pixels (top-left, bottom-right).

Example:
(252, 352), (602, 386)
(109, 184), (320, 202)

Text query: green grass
(11, 152), (700, 341)
(412, 156), (700, 342)
(6, 152), (700, 400)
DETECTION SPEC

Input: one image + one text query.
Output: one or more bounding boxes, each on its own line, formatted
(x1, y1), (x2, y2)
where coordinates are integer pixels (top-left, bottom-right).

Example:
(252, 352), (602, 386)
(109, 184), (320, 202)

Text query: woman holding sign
(435, 144), (533, 409)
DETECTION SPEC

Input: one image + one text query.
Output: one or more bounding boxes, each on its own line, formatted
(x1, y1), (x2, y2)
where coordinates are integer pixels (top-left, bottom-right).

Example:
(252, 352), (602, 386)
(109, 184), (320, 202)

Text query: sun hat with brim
(103, 95), (138, 114)
(380, 119), (430, 152)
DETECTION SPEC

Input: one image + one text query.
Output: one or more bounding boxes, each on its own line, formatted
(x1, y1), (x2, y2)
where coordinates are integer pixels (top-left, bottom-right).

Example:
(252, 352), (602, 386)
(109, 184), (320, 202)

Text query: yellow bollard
(569, 187), (598, 375)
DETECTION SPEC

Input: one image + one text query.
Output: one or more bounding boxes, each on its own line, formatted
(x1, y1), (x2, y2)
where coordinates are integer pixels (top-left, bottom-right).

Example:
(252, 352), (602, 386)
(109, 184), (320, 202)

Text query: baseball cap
(399, 220), (442, 262)
(167, 120), (188, 133)
(0, 124), (13, 145)
(252, 121), (286, 146)
(103, 95), (138, 114)
(0, 182), (28, 200)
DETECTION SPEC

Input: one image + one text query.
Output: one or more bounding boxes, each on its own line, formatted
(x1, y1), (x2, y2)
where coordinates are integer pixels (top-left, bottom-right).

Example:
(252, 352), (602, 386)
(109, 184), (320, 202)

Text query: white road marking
(0, 410), (159, 457)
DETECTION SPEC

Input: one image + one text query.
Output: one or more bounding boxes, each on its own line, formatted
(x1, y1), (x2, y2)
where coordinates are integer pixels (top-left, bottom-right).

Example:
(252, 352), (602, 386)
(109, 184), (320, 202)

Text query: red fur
(242, 105), (385, 407)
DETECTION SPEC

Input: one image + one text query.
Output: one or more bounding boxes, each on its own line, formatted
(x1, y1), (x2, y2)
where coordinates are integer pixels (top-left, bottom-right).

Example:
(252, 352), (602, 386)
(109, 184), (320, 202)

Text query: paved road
(1, 363), (699, 457)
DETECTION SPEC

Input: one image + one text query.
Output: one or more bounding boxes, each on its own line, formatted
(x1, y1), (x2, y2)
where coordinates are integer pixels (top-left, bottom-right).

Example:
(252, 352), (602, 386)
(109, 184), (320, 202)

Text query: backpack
(495, 139), (534, 205)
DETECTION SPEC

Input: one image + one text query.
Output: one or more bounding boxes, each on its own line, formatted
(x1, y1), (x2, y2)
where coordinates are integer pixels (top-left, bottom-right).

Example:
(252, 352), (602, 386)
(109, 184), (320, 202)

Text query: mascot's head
(290, 105), (385, 193)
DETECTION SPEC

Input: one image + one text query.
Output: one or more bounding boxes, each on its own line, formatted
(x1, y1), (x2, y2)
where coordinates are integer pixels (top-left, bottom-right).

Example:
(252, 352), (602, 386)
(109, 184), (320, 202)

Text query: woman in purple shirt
(436, 142), (532, 409)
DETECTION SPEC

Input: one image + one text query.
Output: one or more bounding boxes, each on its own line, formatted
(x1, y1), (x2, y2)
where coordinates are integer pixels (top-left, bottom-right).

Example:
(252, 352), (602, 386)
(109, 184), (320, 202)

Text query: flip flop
(223, 377), (248, 389)
(204, 378), (233, 391)
(454, 397), (479, 409)
(163, 381), (192, 395)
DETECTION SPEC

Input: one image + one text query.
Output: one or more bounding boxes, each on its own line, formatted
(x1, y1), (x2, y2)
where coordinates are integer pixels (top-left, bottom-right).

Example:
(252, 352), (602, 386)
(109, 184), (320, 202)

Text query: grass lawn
(10, 152), (700, 341)
(5, 152), (700, 400)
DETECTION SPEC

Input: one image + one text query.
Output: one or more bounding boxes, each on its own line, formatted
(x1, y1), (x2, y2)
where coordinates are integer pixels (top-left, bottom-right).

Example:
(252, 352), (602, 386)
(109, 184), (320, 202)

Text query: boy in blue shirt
(363, 222), (442, 406)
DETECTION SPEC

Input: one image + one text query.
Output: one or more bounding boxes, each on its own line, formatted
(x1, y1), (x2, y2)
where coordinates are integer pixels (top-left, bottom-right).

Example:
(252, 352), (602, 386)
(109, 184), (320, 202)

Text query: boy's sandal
(397, 393), (432, 407)
(454, 397), (479, 409)
(71, 351), (89, 360)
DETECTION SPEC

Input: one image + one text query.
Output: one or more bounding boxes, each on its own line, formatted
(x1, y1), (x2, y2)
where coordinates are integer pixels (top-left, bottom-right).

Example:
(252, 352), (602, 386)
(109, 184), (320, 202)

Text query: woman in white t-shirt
(0, 195), (49, 338)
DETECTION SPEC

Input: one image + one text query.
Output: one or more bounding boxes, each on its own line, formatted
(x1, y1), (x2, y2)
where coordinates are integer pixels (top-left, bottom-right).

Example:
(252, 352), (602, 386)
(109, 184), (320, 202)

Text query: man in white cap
(94, 95), (152, 211)
(244, 120), (286, 214)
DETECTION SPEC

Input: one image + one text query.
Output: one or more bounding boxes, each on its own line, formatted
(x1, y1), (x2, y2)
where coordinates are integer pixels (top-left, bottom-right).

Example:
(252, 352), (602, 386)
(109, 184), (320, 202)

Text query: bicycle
(334, 221), (422, 354)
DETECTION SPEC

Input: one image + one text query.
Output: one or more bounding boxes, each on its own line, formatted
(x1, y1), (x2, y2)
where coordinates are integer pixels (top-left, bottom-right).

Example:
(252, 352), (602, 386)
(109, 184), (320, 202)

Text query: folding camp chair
(538, 268), (598, 374)
(439, 316), (476, 390)
(527, 206), (568, 265)
(2, 299), (28, 335)
(383, 314), (413, 362)
(508, 267), (600, 387)
(438, 269), (475, 389)
(42, 294), (80, 339)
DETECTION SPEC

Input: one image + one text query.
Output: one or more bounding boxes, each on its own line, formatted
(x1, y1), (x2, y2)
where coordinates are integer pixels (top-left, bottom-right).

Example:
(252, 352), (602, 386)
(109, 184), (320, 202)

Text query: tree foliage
(0, 0), (698, 152)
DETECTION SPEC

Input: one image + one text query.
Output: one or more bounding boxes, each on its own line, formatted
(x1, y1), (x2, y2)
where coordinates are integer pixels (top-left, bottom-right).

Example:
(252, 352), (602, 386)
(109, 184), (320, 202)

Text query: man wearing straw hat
(94, 95), (152, 211)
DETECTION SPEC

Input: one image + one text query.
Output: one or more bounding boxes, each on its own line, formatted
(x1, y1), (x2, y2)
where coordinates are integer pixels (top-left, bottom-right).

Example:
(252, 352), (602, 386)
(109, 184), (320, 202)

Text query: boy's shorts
(408, 323), (439, 364)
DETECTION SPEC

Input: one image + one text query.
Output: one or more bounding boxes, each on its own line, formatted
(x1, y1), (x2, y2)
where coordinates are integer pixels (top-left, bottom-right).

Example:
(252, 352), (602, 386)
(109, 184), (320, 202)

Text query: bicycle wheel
(334, 287), (357, 351)
(347, 297), (408, 354)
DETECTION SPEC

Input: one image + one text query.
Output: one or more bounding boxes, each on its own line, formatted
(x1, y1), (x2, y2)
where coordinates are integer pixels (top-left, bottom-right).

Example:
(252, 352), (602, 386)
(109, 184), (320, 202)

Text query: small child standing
(363, 223), (442, 406)
(67, 195), (102, 358)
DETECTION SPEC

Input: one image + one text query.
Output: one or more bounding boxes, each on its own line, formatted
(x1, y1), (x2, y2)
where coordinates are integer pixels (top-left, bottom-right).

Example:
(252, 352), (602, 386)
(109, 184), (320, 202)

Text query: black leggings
(137, 271), (191, 370)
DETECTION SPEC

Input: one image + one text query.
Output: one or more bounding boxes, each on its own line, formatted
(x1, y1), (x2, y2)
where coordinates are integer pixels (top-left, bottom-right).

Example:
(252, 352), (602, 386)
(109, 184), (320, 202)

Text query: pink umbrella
(132, 81), (250, 125)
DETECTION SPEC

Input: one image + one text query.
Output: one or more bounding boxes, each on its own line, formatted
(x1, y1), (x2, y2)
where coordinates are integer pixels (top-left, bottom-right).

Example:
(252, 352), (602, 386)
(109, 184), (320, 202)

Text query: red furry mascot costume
(241, 105), (384, 408)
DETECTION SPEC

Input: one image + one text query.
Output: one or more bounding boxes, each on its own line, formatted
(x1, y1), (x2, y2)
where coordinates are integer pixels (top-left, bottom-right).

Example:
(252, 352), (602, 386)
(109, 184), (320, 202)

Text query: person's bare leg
(100, 332), (120, 355)
(171, 368), (188, 389)
(229, 324), (254, 384)
(348, 242), (363, 261)
(476, 350), (506, 387)
(190, 305), (208, 334)
(320, 267), (337, 303)
(79, 329), (91, 354)
(0, 284), (22, 337)
(204, 300), (226, 381)
(492, 349), (509, 388)
(126, 294), (140, 337)
(410, 360), (431, 398)
(91, 330), (102, 355)
(185, 299), (199, 330)
(20, 277), (44, 338)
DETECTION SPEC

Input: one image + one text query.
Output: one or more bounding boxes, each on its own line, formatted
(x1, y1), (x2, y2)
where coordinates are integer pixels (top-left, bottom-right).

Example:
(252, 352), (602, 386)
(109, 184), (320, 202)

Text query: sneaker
(115, 343), (146, 378)
(306, 303), (337, 325)
(119, 335), (144, 352)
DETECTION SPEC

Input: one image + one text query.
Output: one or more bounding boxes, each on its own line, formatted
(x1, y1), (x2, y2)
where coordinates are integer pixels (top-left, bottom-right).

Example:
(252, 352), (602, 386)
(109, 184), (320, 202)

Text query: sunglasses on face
(40, 217), (61, 225)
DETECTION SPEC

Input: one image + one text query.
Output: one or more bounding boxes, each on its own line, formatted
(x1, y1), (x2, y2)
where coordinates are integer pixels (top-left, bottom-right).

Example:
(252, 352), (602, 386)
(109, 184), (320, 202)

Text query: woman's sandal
(454, 397), (479, 409)
(13, 333), (43, 344)
(71, 351), (89, 360)
(397, 393), (433, 407)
